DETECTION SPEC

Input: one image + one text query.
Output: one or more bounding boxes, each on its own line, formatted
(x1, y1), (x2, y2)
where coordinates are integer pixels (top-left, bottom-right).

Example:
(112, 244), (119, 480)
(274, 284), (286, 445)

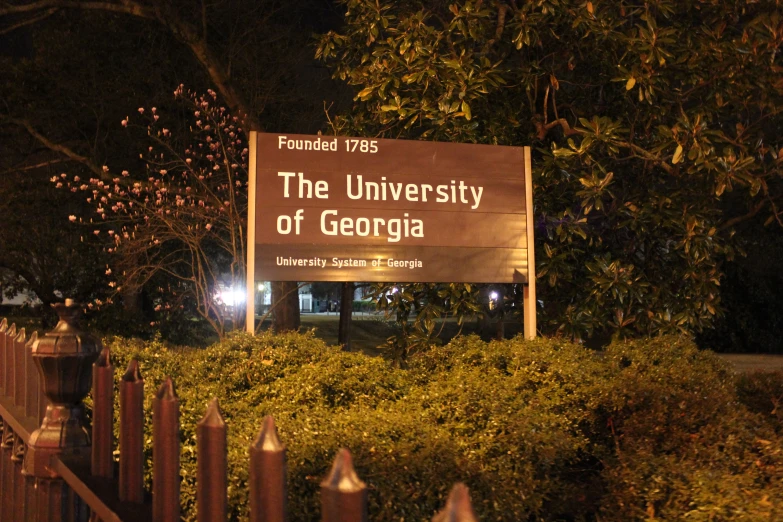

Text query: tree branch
(0, 0), (262, 130)
(719, 199), (769, 231)
(0, 7), (58, 35)
(0, 0), (155, 18)
(0, 116), (108, 179)
(533, 116), (580, 140)
(0, 158), (70, 175)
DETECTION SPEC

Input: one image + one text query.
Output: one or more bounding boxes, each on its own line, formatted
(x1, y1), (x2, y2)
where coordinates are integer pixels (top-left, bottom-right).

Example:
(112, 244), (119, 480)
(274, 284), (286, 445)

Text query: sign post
(246, 132), (536, 338)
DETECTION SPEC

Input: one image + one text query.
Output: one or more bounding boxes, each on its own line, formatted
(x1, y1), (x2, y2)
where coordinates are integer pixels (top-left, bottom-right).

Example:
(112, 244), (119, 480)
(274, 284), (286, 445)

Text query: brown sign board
(249, 132), (533, 284)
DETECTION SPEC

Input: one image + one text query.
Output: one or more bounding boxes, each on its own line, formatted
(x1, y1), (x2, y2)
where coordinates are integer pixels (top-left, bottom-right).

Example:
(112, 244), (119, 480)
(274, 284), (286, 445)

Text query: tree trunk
(122, 287), (142, 315)
(495, 286), (505, 340)
(338, 282), (354, 350)
(271, 281), (300, 332)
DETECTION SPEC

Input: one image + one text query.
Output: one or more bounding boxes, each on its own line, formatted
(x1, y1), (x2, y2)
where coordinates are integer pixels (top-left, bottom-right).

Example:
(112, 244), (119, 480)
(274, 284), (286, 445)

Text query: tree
(57, 87), (249, 338)
(317, 0), (783, 341)
(0, 169), (106, 325)
(1, 1), (347, 332)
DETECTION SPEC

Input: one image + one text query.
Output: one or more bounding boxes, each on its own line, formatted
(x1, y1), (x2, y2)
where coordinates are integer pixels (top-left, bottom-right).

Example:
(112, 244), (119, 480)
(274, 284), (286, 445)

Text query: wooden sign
(246, 132), (536, 337)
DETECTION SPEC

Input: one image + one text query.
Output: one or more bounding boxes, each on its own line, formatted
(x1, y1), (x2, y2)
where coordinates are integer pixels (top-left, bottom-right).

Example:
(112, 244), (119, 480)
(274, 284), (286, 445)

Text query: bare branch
(718, 197), (780, 231)
(0, 7), (58, 36)
(0, 0), (261, 130)
(533, 116), (580, 140)
(0, 0), (155, 18)
(0, 116), (108, 179)
(0, 158), (70, 175)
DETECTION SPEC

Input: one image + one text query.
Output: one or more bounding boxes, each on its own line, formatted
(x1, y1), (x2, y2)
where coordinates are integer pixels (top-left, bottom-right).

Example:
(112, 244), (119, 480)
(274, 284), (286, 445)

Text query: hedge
(99, 333), (783, 521)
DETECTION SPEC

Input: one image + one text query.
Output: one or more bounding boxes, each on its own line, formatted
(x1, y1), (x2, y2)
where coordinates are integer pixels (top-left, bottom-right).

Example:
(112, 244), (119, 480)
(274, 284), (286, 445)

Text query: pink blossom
(102, 166), (109, 173)
(73, 176), (80, 182)
(94, 230), (100, 235)
(121, 119), (128, 127)
(138, 108), (144, 114)
(50, 176), (58, 182)
(205, 223), (212, 231)
(122, 170), (129, 176)
(69, 215), (77, 222)
(105, 268), (112, 275)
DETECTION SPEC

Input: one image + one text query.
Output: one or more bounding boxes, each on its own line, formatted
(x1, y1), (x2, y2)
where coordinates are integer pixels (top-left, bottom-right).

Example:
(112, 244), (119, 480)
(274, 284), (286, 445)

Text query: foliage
(103, 332), (783, 521)
(1, 1), (346, 335)
(599, 337), (783, 520)
(56, 88), (249, 338)
(0, 170), (106, 318)
(736, 370), (783, 434)
(316, 0), (783, 342)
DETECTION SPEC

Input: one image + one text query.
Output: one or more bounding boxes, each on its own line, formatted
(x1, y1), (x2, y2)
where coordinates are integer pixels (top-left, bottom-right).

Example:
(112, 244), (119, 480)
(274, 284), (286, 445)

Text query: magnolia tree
(318, 0), (783, 343)
(56, 87), (249, 338)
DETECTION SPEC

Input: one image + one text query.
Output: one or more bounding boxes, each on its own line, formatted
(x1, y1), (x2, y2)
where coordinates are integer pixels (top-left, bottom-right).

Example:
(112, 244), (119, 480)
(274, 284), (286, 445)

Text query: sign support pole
(522, 146), (537, 339)
(246, 131), (258, 334)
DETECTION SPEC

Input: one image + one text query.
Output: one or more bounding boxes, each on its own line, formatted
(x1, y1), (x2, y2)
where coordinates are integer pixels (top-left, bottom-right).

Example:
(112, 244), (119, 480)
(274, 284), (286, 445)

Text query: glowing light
(490, 292), (499, 300)
(218, 288), (246, 306)
(257, 283), (265, 292)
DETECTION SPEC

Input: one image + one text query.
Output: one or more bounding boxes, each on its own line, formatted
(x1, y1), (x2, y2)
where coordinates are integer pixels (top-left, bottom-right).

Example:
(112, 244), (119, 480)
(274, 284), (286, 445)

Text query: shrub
(598, 337), (783, 520)
(100, 333), (783, 521)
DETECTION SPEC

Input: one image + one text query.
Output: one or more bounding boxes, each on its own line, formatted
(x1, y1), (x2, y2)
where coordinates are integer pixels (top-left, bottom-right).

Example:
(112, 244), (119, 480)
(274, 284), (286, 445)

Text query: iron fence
(0, 300), (476, 521)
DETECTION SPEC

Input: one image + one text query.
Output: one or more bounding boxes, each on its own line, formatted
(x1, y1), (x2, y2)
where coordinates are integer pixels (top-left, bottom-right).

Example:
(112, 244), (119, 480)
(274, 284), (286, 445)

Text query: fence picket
(91, 347), (114, 478)
(320, 449), (367, 522)
(432, 483), (478, 522)
(197, 398), (227, 522)
(25, 331), (39, 419)
(6, 324), (16, 402)
(119, 359), (145, 503)
(249, 416), (287, 522)
(153, 377), (180, 522)
(12, 434), (27, 521)
(14, 328), (26, 409)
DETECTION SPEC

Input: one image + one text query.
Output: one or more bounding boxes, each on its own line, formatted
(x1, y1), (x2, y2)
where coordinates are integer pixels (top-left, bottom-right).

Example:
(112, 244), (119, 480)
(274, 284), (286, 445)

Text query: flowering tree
(57, 86), (249, 338)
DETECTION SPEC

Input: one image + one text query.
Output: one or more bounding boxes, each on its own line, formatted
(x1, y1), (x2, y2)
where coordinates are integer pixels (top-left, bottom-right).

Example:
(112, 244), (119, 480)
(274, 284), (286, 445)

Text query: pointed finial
(95, 346), (111, 368)
(155, 377), (177, 401)
(122, 359), (143, 382)
(432, 483), (478, 522)
(252, 416), (284, 452)
(321, 448), (365, 493)
(198, 398), (225, 428)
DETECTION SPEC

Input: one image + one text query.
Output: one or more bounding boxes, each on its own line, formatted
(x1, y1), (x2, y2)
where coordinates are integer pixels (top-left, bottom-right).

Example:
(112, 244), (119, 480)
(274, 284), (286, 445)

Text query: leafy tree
(0, 170), (106, 325)
(317, 0), (783, 341)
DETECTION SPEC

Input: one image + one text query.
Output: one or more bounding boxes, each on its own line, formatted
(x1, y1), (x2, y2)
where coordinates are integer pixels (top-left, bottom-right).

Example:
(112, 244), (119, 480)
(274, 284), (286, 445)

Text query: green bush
(598, 337), (783, 520)
(100, 333), (783, 521)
